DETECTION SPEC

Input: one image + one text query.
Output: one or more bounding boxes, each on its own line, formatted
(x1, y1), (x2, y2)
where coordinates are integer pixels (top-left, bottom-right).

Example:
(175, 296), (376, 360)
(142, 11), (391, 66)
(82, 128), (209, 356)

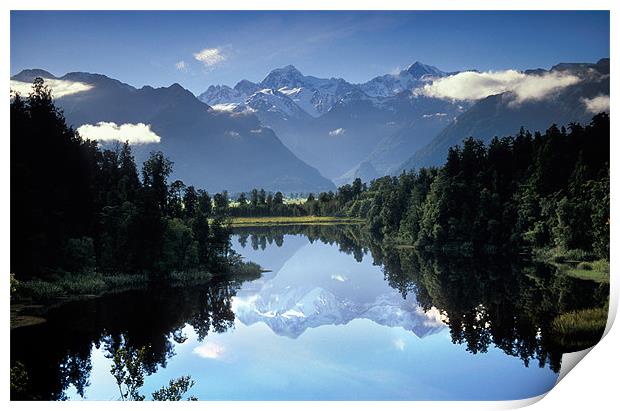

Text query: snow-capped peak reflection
(231, 237), (446, 339)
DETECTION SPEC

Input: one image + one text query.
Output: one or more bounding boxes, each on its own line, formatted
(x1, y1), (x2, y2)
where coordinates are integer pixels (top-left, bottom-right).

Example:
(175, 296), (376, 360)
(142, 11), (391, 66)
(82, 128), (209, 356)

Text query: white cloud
(229, 106), (256, 116)
(231, 294), (258, 312)
(422, 112), (448, 118)
(393, 338), (406, 351)
(175, 60), (188, 71)
(193, 47), (225, 67)
(331, 274), (348, 282)
(417, 306), (449, 326)
(582, 94), (610, 113)
(226, 130), (240, 138)
(389, 66), (402, 75)
(77, 122), (161, 145)
(10, 78), (93, 98)
(211, 103), (239, 112)
(328, 127), (346, 137)
(418, 70), (581, 104)
(193, 342), (224, 359)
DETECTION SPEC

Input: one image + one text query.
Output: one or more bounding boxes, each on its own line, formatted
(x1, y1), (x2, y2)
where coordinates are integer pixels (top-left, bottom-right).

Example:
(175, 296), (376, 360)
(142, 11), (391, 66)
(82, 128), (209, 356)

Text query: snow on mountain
(260, 67), (361, 117)
(234, 281), (446, 339)
(234, 79), (261, 96)
(277, 86), (323, 118)
(198, 85), (245, 106)
(245, 89), (310, 119)
(405, 61), (445, 79)
(198, 61), (448, 119)
(197, 80), (261, 111)
(12, 69), (336, 193)
(359, 62), (447, 98)
(232, 240), (447, 339)
(199, 65), (361, 119)
(196, 62), (460, 181)
(260, 65), (307, 89)
(210, 103), (241, 112)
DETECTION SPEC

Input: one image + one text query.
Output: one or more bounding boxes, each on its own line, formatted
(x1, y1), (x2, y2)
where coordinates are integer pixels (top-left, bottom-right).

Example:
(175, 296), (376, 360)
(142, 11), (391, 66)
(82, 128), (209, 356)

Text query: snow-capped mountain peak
(198, 84), (246, 106)
(198, 61), (450, 120)
(358, 61), (447, 98)
(200, 64), (364, 118)
(405, 61), (445, 79)
(234, 79), (260, 95)
(244, 89), (310, 119)
(261, 65), (306, 89)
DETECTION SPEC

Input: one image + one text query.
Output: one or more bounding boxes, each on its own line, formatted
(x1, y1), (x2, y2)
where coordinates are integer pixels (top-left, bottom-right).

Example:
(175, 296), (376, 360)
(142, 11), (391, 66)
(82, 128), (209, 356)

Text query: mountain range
(200, 58), (609, 185)
(199, 62), (466, 181)
(11, 58), (610, 192)
(397, 58), (610, 173)
(11, 69), (335, 193)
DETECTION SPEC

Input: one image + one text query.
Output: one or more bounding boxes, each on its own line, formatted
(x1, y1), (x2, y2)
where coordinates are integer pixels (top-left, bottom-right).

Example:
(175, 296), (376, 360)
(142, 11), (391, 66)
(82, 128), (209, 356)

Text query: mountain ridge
(198, 61), (460, 181)
(12, 58), (609, 190)
(396, 58), (610, 174)
(11, 69), (336, 193)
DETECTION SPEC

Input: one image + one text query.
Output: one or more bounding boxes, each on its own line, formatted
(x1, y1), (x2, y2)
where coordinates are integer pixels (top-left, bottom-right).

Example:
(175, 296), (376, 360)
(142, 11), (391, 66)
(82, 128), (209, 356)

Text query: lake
(10, 225), (608, 400)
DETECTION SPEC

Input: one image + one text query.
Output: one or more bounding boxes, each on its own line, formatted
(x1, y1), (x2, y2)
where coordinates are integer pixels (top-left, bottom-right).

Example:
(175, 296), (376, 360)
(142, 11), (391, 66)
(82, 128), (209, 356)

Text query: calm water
(11, 225), (608, 401)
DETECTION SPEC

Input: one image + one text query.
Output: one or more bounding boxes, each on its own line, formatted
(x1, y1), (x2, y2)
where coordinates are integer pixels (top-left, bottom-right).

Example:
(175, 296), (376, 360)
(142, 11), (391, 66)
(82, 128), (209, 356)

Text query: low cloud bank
(582, 95), (610, 113)
(77, 122), (161, 145)
(10, 78), (93, 98)
(418, 70), (581, 103)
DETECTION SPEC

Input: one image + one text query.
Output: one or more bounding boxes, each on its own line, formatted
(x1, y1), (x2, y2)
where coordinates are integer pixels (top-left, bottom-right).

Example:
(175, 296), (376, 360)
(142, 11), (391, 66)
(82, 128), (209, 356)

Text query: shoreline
(10, 264), (264, 329)
(230, 216), (364, 227)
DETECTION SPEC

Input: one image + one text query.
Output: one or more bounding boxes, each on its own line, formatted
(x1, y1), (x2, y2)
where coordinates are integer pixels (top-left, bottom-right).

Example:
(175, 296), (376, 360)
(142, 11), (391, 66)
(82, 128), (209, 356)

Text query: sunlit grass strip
(14, 272), (150, 301)
(562, 260), (610, 283)
(551, 307), (608, 350)
(230, 216), (364, 227)
(168, 271), (213, 287)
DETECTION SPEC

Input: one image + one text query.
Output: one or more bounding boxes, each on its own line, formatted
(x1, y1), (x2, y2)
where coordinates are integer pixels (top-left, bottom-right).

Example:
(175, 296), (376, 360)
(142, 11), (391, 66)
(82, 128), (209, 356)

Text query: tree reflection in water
(234, 225), (608, 372)
(11, 224), (608, 400)
(11, 279), (243, 400)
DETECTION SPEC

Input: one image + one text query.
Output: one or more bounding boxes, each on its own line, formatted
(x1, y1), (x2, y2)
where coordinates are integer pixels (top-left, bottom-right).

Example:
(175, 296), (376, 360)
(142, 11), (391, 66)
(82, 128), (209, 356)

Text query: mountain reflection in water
(11, 225), (607, 400)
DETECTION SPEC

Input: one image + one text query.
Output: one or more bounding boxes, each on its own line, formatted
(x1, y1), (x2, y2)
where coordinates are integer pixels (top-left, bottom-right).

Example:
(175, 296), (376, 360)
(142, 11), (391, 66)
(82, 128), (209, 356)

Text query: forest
(349, 113), (609, 260)
(9, 77), (610, 402)
(10, 79), (258, 299)
(10, 77), (610, 298)
(235, 113), (610, 263)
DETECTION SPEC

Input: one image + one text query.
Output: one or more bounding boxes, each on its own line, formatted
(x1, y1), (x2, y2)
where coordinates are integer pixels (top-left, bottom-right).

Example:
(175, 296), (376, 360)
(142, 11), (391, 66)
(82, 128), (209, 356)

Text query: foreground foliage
(11, 78), (243, 292)
(230, 113), (609, 265)
(11, 277), (244, 400)
(111, 344), (197, 401)
(343, 114), (609, 261)
(551, 306), (609, 351)
(10, 225), (609, 400)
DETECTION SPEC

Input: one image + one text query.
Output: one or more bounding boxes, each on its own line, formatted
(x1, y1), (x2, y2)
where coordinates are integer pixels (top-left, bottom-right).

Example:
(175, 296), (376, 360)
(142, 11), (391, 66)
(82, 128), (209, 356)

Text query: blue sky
(11, 11), (609, 95)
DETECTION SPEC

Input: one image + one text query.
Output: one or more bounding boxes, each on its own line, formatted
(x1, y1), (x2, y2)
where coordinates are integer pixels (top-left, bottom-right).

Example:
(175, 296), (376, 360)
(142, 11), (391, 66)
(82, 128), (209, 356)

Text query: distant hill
(199, 62), (461, 181)
(13, 57), (608, 192)
(396, 58), (610, 173)
(198, 59), (609, 186)
(11, 69), (335, 193)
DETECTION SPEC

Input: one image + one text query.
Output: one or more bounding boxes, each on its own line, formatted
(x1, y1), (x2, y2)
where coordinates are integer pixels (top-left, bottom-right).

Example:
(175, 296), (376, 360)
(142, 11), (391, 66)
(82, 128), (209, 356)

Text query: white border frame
(2, 1), (617, 410)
